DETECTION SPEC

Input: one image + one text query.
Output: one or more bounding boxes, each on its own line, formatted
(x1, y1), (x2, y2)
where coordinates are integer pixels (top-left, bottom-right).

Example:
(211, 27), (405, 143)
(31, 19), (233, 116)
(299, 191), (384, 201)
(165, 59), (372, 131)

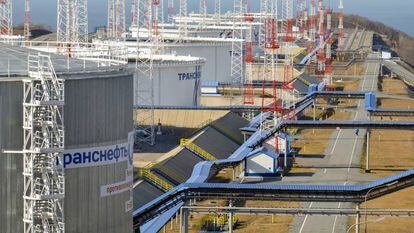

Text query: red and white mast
(243, 4), (255, 107)
(338, 0), (344, 51)
(316, 0), (325, 77)
(24, 0), (30, 40)
(0, 0), (12, 36)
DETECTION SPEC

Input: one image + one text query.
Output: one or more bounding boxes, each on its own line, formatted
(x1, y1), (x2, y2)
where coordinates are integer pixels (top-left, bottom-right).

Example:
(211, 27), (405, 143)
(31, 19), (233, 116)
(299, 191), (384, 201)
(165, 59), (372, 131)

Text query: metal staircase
(23, 53), (65, 233)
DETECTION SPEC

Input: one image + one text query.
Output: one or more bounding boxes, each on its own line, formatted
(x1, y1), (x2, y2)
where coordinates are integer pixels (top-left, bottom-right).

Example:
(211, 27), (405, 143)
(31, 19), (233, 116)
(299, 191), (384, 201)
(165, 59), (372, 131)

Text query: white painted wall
(246, 153), (275, 174)
(133, 62), (204, 106)
(164, 43), (232, 82)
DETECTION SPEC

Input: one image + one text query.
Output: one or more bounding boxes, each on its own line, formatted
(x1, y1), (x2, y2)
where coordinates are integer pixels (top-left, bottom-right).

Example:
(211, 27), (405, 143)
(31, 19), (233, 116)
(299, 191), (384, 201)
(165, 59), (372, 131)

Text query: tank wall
(64, 73), (134, 233)
(165, 43), (232, 82)
(0, 73), (134, 233)
(0, 80), (24, 233)
(134, 63), (203, 106)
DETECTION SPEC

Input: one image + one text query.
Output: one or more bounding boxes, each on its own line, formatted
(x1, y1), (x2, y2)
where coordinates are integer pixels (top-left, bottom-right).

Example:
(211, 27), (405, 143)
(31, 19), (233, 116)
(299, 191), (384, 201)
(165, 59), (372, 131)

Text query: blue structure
(365, 92), (376, 111)
(308, 83), (318, 93)
(133, 91), (414, 233)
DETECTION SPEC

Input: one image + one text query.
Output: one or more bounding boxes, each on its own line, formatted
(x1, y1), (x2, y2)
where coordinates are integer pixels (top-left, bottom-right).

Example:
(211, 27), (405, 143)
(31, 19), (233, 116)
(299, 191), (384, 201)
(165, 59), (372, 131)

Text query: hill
(339, 14), (414, 67)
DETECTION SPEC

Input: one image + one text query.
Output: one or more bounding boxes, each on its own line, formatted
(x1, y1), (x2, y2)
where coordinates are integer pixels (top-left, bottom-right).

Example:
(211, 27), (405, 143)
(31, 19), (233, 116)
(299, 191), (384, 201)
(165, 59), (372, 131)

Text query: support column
(365, 129), (371, 173)
(313, 100), (316, 134)
(180, 208), (189, 233)
(228, 202), (233, 233)
(356, 203), (360, 233)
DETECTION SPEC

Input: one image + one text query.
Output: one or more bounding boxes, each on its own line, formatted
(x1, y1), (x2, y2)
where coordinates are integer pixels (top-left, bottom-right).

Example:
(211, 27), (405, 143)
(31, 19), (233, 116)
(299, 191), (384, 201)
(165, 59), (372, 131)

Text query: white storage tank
(131, 54), (206, 106)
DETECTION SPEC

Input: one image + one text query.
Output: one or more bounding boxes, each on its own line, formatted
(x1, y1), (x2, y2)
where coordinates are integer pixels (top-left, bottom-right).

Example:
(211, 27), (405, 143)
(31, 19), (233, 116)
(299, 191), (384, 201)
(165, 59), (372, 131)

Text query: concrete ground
(258, 53), (380, 233)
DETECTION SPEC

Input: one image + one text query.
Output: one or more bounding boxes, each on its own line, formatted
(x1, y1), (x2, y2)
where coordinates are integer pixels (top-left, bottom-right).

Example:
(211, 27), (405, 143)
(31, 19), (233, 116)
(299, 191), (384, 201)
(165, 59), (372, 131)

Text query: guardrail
(0, 38), (128, 68)
(138, 168), (174, 192)
(180, 139), (218, 161)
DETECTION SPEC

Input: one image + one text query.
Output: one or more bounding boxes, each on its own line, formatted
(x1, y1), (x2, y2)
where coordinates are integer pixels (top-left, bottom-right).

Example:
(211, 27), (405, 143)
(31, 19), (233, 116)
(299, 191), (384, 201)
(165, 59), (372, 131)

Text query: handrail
(180, 139), (218, 161)
(138, 168), (174, 191)
(152, 164), (187, 184)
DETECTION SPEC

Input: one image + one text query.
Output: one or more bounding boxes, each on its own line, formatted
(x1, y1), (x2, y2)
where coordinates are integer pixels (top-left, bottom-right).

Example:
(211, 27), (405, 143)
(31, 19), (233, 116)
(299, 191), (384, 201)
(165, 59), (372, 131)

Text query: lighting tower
(296, 0), (307, 39)
(230, 0), (246, 84)
(131, 0), (138, 26)
(178, 0), (188, 37)
(107, 0), (126, 39)
(282, 0), (295, 106)
(259, 0), (269, 51)
(24, 0), (30, 40)
(0, 0), (12, 36)
(316, 0), (325, 76)
(167, 0), (174, 22)
(260, 0), (281, 153)
(338, 0), (344, 51)
(200, 0), (207, 17)
(308, 0), (316, 57)
(134, 0), (163, 146)
(243, 4), (255, 108)
(214, 0), (221, 18)
(325, 8), (333, 86)
(57, 0), (88, 44)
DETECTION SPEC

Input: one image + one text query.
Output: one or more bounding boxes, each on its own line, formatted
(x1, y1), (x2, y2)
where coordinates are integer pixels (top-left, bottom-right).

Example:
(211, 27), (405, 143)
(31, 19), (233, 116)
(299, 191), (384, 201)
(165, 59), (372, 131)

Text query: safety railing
(297, 76), (312, 86)
(1, 38), (128, 69)
(151, 164), (187, 184)
(138, 168), (174, 192)
(180, 139), (217, 161)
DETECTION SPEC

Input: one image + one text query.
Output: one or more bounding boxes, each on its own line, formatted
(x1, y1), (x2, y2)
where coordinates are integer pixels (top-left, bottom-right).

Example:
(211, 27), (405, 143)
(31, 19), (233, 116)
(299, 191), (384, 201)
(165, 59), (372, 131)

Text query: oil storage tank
(131, 53), (205, 106)
(97, 38), (232, 83)
(0, 44), (133, 233)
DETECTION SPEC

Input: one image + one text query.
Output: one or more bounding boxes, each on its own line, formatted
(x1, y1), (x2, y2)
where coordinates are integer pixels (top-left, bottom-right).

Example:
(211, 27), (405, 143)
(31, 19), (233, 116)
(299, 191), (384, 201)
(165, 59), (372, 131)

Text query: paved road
(383, 60), (414, 87)
(280, 53), (381, 233)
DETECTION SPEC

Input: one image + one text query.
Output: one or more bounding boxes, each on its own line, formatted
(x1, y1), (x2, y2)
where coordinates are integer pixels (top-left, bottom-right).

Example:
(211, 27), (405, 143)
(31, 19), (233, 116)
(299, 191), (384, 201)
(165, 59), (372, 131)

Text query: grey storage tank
(0, 43), (133, 233)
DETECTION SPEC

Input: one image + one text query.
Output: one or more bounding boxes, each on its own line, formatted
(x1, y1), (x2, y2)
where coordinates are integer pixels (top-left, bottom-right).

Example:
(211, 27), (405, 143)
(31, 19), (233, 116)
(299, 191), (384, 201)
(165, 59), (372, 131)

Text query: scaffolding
(23, 53), (65, 233)
(57, 0), (88, 44)
(0, 0), (12, 36)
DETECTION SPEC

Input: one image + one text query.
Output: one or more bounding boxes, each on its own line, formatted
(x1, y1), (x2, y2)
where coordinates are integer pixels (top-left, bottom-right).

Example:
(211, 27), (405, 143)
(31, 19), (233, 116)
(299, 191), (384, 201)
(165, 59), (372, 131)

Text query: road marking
(332, 182), (348, 233)
(299, 202), (314, 233)
(330, 58), (377, 232)
(330, 129), (342, 155)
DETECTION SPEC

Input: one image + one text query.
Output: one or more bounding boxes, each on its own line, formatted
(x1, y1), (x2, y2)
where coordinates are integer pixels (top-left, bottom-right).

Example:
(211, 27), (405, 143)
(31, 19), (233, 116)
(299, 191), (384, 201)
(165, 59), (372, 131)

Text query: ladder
(23, 53), (65, 233)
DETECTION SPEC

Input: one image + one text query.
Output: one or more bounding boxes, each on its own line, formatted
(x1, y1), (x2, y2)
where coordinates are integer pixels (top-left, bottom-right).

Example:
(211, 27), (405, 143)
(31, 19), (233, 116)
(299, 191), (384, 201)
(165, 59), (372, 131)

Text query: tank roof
(0, 43), (126, 78)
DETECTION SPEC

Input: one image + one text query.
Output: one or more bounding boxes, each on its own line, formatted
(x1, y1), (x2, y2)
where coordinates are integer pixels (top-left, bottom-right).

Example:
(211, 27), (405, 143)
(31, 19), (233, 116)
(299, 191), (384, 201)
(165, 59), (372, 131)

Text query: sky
(11, 0), (414, 36)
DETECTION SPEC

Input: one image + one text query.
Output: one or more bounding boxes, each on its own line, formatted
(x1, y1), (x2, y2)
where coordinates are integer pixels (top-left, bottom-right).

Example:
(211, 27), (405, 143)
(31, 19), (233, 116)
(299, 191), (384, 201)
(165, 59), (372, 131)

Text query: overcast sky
(11, 0), (414, 36)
